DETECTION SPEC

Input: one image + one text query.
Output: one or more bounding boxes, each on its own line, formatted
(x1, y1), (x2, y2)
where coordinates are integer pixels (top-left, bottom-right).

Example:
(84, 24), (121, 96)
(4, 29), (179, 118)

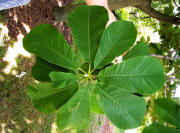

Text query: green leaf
(142, 123), (180, 133)
(49, 71), (79, 88)
(31, 57), (68, 82)
(94, 20), (137, 69)
(123, 42), (150, 60)
(98, 56), (165, 95)
(154, 98), (180, 128)
(97, 86), (146, 129)
(57, 85), (90, 130)
(68, 5), (108, 62)
(27, 82), (78, 113)
(23, 24), (79, 69)
(90, 94), (103, 114)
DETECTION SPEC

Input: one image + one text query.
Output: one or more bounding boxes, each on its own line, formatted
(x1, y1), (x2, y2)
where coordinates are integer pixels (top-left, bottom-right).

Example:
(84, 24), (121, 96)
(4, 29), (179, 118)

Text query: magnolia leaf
(154, 98), (180, 128)
(49, 71), (79, 88)
(142, 123), (180, 133)
(57, 85), (90, 130)
(98, 56), (165, 95)
(31, 57), (68, 82)
(123, 42), (150, 60)
(68, 5), (108, 62)
(97, 86), (146, 129)
(23, 24), (79, 69)
(90, 94), (103, 114)
(27, 82), (78, 113)
(94, 20), (137, 69)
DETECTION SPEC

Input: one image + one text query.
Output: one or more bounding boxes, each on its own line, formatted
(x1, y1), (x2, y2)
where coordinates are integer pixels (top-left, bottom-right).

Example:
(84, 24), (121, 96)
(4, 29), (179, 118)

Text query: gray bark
(151, 54), (180, 61)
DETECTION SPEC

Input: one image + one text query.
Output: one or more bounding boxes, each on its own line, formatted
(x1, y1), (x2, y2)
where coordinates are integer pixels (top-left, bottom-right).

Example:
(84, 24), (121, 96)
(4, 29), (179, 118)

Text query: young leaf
(98, 56), (165, 95)
(68, 5), (108, 62)
(154, 98), (180, 128)
(32, 57), (68, 82)
(142, 123), (180, 133)
(123, 42), (150, 60)
(49, 71), (79, 88)
(57, 85), (90, 130)
(94, 20), (137, 69)
(97, 86), (146, 129)
(23, 24), (79, 69)
(27, 82), (78, 113)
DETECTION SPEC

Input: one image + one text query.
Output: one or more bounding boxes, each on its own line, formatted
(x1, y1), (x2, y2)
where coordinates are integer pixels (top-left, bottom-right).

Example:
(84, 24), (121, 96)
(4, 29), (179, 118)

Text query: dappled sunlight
(2, 33), (31, 74)
(22, 22), (30, 33)
(1, 123), (6, 133)
(51, 122), (58, 133)
(57, 1), (63, 7)
(24, 117), (33, 124)
(0, 24), (55, 133)
(0, 74), (4, 81)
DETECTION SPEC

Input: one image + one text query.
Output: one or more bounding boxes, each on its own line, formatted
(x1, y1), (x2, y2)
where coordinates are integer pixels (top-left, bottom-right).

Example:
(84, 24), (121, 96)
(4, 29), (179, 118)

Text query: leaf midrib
(99, 74), (161, 78)
(45, 44), (77, 68)
(87, 9), (91, 61)
(99, 88), (137, 122)
(95, 25), (134, 68)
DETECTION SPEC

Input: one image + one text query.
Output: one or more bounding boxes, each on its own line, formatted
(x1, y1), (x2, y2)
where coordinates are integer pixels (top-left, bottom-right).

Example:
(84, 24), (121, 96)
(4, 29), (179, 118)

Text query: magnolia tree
(23, 5), (180, 132)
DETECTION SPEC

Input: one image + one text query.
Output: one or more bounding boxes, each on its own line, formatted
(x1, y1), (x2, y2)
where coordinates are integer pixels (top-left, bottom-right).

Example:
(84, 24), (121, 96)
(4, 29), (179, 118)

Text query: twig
(166, 77), (180, 82)
(173, 0), (180, 8)
(151, 54), (180, 61)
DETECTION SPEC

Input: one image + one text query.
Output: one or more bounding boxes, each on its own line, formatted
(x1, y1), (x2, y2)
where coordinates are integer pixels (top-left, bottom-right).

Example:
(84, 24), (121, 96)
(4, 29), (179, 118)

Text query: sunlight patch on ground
(1, 123), (6, 133)
(22, 22), (30, 33)
(24, 117), (33, 124)
(51, 122), (58, 133)
(0, 24), (8, 46)
(1, 23), (31, 75)
(2, 32), (31, 74)
(57, 1), (63, 7)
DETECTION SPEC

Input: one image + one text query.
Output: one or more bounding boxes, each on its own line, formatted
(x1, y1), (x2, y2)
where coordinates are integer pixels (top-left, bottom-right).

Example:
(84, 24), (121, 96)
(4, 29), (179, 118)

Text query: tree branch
(173, 0), (180, 8)
(53, 0), (146, 22)
(136, 1), (180, 25)
(151, 54), (180, 61)
(53, 0), (180, 25)
(166, 77), (180, 82)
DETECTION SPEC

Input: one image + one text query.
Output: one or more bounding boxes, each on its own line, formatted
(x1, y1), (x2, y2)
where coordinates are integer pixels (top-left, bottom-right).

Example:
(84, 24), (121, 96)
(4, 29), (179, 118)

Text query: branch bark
(151, 54), (180, 61)
(136, 1), (180, 25)
(166, 77), (180, 82)
(53, 0), (180, 25)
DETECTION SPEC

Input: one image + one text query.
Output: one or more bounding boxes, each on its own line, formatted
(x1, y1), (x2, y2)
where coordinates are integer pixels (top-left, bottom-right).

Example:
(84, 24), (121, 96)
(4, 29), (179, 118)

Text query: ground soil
(0, 1), (74, 132)
(6, 0), (73, 44)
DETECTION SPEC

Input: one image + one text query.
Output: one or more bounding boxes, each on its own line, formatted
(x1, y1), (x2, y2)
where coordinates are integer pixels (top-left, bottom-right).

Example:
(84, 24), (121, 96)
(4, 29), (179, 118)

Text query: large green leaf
(97, 86), (146, 129)
(68, 5), (108, 62)
(49, 71), (79, 88)
(123, 42), (150, 60)
(94, 20), (137, 69)
(31, 57), (68, 82)
(23, 24), (79, 69)
(57, 85), (90, 130)
(27, 82), (78, 113)
(98, 56), (165, 95)
(90, 94), (103, 114)
(154, 98), (180, 128)
(142, 123), (180, 133)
